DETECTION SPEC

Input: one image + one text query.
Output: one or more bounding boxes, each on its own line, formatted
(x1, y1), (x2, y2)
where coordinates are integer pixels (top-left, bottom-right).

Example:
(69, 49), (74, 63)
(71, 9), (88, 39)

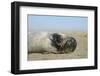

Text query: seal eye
(51, 33), (63, 45)
(49, 33), (63, 51)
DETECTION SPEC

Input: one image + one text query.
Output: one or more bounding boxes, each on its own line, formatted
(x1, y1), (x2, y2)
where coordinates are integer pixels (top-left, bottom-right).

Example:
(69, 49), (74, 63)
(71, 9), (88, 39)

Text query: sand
(28, 32), (88, 61)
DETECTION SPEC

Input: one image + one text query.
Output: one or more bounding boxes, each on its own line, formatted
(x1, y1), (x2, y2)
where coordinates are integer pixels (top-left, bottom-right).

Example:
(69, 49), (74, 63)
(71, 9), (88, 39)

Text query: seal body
(28, 32), (77, 54)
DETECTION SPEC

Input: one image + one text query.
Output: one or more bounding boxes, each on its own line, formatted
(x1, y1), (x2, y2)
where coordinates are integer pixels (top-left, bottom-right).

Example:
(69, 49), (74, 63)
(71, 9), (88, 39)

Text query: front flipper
(63, 37), (77, 53)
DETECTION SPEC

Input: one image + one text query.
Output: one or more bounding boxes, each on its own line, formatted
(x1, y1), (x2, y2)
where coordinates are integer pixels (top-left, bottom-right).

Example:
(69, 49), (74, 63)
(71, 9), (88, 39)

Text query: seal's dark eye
(50, 33), (64, 52)
(52, 33), (62, 43)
